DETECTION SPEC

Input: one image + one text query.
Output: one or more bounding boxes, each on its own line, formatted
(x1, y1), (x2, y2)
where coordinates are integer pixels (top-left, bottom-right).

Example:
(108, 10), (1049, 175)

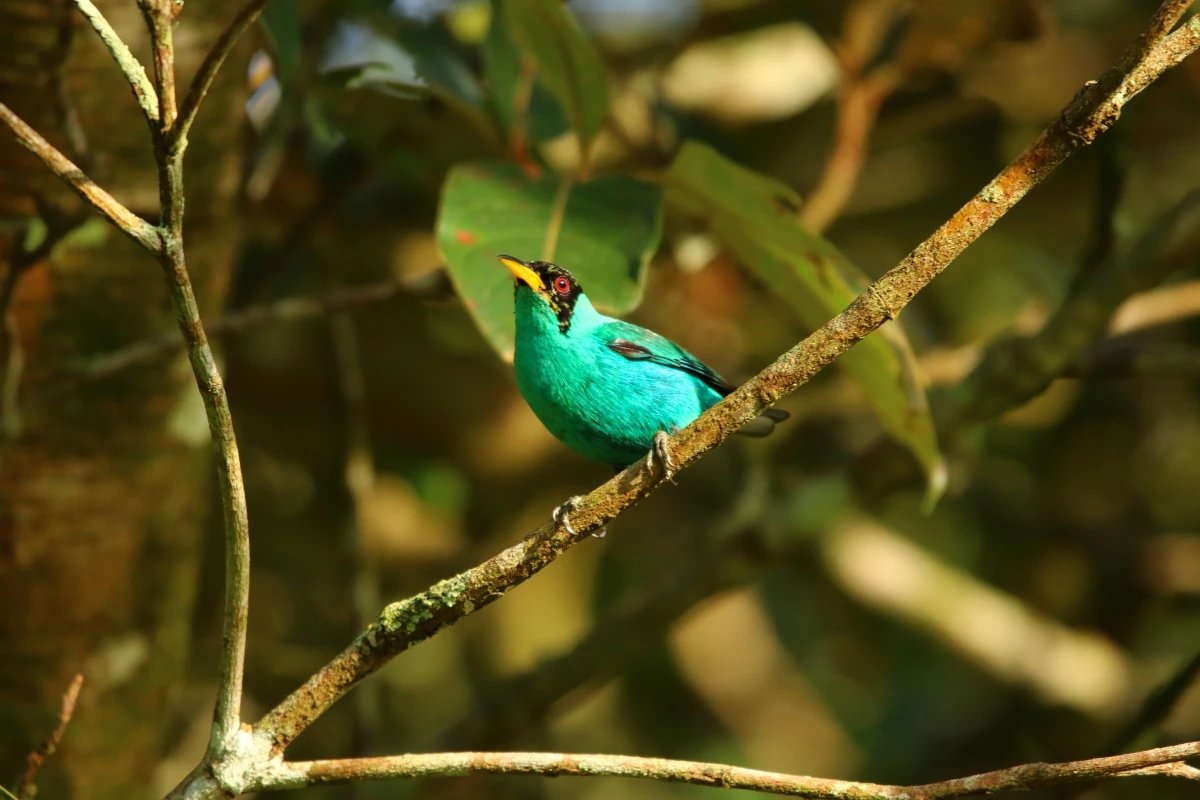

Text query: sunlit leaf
(500, 0), (609, 166)
(438, 161), (662, 360)
(665, 141), (945, 505)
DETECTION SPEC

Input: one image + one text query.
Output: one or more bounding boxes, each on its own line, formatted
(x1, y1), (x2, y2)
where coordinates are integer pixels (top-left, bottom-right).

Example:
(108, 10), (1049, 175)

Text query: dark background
(2, 1), (1200, 798)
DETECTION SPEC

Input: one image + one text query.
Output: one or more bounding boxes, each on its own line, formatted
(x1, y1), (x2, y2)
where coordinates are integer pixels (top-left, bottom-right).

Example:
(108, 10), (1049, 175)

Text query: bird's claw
(553, 495), (607, 539)
(649, 430), (678, 484)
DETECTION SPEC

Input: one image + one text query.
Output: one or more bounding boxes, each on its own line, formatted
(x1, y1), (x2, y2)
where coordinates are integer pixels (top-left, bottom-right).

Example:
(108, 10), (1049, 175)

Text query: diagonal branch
(72, 0), (160, 122)
(16, 674), (84, 800)
(173, 0), (273, 149)
(1110, 649), (1200, 752)
(0, 103), (161, 251)
(255, 741), (1200, 797)
(43, 277), (414, 396)
(241, 0), (1200, 769)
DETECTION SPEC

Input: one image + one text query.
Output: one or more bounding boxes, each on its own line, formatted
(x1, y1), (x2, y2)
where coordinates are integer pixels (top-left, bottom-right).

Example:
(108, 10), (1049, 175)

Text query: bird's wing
(600, 320), (735, 396)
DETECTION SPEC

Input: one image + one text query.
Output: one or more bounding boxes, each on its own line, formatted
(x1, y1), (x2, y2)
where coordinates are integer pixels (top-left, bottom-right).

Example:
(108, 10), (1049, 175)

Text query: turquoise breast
(513, 290), (723, 468)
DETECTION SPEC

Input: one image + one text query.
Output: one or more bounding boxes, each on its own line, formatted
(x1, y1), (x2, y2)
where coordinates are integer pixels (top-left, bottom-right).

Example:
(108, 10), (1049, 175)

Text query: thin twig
(139, 0), (180, 130)
(1109, 278), (1200, 334)
(1073, 129), (1126, 284)
(1118, 762), (1200, 780)
(16, 674), (84, 800)
(173, 0), (273, 149)
(138, 0), (252, 753)
(44, 278), (413, 395)
(510, 56), (540, 178)
(801, 66), (901, 234)
(0, 103), (161, 251)
(955, 188), (1200, 422)
(800, 0), (908, 233)
(253, 741), (1200, 797)
(0, 260), (31, 442)
(1110, 649), (1200, 752)
(1065, 340), (1200, 380)
(326, 268), (385, 751)
(72, 0), (160, 121)
(236, 0), (1200, 773)
(541, 174), (573, 261)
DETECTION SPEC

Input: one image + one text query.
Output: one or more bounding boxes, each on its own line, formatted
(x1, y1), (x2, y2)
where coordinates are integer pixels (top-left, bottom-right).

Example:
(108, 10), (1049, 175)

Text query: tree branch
(438, 470), (772, 750)
(955, 188), (1200, 422)
(0, 103), (161, 251)
(15, 674), (84, 800)
(236, 0), (1200, 772)
(800, 0), (909, 233)
(138, 0), (180, 130)
(251, 741), (1200, 797)
(72, 0), (160, 122)
(44, 277), (414, 396)
(173, 0), (273, 149)
(131, 0), (253, 752)
(1110, 649), (1200, 752)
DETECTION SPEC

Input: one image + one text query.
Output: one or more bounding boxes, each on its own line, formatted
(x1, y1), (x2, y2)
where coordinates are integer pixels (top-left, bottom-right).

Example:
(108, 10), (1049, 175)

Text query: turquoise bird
(499, 254), (788, 534)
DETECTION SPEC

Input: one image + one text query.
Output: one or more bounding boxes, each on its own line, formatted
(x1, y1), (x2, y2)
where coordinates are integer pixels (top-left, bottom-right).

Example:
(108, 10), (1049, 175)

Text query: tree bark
(0, 1), (246, 795)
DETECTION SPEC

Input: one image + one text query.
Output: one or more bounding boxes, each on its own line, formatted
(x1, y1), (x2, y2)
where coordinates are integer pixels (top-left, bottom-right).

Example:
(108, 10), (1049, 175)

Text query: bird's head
(498, 254), (584, 333)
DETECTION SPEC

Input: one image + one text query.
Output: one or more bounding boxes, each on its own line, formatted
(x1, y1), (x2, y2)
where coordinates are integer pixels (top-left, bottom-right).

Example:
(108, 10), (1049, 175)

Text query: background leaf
(665, 141), (946, 504)
(438, 161), (662, 360)
(259, 0), (302, 83)
(500, 0), (610, 165)
(482, 0), (569, 146)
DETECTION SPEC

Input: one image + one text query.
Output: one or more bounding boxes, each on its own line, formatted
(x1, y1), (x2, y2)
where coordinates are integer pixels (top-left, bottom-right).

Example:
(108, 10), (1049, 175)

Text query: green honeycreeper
(500, 254), (788, 535)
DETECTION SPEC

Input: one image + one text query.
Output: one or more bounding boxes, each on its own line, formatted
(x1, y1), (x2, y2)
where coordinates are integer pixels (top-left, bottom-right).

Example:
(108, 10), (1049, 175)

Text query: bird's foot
(648, 430), (678, 484)
(553, 495), (607, 539)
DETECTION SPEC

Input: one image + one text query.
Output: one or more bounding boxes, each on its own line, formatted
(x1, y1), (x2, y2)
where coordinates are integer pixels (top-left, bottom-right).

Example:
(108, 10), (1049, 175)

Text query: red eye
(554, 276), (571, 294)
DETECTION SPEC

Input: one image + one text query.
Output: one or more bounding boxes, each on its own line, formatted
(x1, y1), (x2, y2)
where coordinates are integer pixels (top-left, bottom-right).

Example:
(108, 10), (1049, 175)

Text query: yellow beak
(498, 254), (544, 292)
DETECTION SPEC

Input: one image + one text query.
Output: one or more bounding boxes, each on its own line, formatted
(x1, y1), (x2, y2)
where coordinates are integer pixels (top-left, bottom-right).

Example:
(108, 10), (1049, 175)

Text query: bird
(499, 254), (788, 536)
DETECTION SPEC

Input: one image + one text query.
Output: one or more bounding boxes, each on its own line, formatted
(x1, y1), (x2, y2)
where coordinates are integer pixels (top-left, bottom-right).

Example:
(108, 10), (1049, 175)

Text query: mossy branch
(74, 0), (160, 121)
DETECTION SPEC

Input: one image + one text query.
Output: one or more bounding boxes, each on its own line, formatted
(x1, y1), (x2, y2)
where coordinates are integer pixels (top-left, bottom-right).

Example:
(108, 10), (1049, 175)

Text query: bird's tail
(735, 407), (789, 438)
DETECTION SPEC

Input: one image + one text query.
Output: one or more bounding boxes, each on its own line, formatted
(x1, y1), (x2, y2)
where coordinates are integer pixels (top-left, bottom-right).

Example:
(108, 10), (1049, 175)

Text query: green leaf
(665, 141), (946, 506)
(394, 23), (486, 110)
(259, 0), (302, 83)
(482, 0), (569, 146)
(499, 0), (609, 164)
(438, 161), (662, 360)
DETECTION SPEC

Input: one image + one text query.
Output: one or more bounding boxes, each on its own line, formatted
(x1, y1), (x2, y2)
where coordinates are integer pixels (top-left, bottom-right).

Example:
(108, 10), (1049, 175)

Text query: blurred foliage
(9, 0), (1200, 798)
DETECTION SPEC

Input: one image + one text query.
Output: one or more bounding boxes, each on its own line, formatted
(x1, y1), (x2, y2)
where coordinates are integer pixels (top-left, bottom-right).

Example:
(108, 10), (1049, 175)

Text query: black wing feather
(604, 332), (735, 396)
(604, 324), (790, 434)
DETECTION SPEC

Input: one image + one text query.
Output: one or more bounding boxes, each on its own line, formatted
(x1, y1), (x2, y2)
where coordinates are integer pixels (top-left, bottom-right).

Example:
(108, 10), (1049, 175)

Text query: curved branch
(72, 0), (160, 121)
(139, 0), (252, 751)
(258, 742), (1200, 797)
(173, 0), (273, 149)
